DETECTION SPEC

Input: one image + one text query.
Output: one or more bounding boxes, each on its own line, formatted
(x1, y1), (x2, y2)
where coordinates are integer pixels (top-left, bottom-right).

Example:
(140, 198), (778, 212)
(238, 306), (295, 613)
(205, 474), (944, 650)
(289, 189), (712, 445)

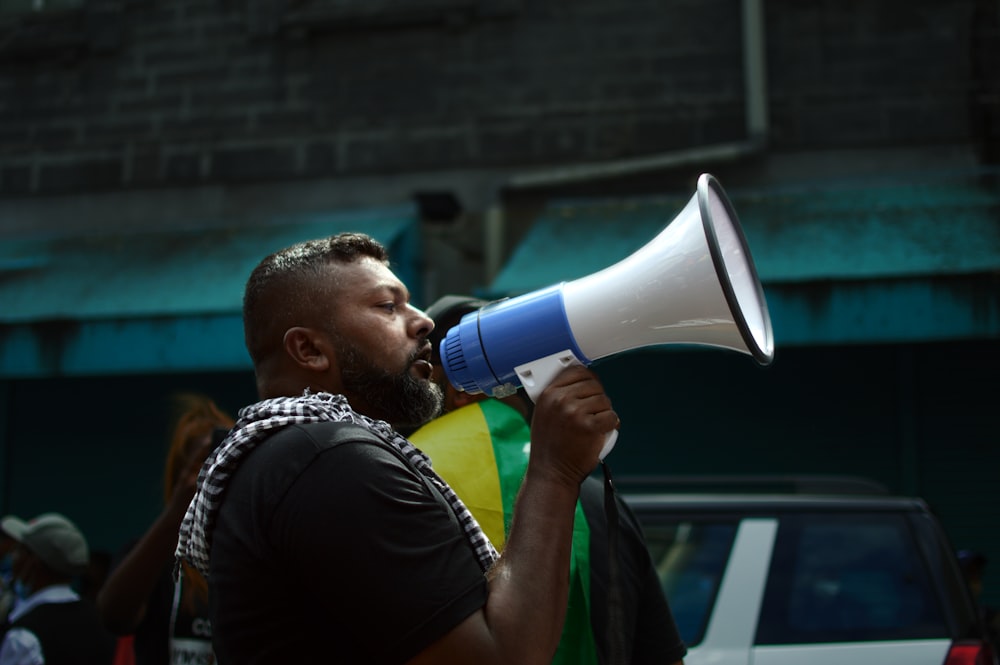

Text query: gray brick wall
(0, 0), (990, 197)
(766, 1), (982, 148)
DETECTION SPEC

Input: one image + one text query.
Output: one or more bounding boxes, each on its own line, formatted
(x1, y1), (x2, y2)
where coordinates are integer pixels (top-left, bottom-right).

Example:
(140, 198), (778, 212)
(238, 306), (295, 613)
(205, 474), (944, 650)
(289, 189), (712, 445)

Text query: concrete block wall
(0, 0), (991, 199)
(766, 1), (989, 149)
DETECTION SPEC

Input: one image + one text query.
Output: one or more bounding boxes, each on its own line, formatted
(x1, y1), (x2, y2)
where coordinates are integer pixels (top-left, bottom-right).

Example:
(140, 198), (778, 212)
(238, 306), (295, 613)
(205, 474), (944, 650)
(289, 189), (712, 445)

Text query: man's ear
(283, 327), (331, 372)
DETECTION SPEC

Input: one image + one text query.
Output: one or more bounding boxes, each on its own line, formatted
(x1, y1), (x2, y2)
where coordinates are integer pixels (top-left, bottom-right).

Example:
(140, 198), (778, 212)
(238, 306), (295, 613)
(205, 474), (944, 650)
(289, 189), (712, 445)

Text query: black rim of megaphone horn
(696, 173), (774, 366)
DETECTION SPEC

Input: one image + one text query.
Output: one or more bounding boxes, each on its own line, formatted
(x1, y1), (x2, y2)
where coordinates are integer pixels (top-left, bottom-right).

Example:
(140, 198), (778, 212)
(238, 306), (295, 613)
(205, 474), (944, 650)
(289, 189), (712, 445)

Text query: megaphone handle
(514, 350), (618, 460)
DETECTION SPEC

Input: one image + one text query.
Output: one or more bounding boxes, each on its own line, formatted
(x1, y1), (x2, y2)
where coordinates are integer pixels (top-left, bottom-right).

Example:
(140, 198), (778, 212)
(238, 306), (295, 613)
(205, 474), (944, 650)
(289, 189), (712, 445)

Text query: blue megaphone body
(439, 284), (587, 399)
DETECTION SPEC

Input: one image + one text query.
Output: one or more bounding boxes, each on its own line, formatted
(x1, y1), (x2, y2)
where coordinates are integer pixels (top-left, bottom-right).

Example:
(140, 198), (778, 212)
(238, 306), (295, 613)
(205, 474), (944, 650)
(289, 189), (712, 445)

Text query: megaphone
(439, 173), (774, 458)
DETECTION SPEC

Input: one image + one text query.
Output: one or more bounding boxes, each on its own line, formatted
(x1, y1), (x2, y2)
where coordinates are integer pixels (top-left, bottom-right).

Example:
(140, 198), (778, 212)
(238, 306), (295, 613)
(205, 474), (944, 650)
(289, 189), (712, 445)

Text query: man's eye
(379, 303), (397, 313)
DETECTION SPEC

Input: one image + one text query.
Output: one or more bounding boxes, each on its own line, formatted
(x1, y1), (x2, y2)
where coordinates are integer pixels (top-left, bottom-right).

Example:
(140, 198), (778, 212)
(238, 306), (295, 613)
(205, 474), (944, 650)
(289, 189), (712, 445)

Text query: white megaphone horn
(439, 173), (774, 458)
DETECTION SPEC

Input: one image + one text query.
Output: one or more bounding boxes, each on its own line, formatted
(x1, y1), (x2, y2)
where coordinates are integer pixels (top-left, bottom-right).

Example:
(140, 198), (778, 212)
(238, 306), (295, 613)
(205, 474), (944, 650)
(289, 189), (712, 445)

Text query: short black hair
(242, 232), (389, 366)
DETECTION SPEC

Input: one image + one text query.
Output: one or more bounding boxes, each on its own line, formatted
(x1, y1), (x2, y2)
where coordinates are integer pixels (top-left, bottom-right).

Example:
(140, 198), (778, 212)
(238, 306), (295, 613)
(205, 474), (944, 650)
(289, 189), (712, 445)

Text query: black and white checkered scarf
(174, 390), (499, 578)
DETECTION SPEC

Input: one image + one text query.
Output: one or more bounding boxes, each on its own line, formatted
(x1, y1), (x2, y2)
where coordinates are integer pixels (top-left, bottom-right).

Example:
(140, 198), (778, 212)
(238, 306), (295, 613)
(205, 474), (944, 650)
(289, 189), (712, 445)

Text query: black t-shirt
(580, 476), (688, 665)
(208, 423), (489, 665)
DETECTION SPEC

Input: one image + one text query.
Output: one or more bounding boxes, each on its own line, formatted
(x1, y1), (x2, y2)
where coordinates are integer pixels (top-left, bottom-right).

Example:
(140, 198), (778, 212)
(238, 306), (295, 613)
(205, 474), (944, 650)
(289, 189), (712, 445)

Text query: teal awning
(0, 204), (420, 377)
(487, 176), (1000, 345)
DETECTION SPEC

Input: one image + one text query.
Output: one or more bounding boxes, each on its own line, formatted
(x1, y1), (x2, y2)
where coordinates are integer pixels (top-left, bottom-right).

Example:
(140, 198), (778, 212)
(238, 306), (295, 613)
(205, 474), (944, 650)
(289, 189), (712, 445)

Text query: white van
(625, 479), (995, 665)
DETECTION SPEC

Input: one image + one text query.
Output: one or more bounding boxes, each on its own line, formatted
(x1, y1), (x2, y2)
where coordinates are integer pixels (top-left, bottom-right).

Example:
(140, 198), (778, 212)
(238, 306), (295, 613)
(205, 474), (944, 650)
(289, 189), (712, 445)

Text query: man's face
(324, 257), (443, 428)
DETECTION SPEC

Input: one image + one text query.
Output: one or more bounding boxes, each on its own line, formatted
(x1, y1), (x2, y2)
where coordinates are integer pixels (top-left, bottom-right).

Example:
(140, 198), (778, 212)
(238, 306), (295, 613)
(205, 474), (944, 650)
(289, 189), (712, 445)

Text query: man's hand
(528, 364), (618, 486)
(166, 434), (213, 523)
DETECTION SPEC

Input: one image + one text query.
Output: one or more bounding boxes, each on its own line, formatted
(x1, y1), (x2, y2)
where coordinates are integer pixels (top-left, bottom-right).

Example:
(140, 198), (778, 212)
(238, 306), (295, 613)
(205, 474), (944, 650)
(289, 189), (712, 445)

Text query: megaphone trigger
(514, 349), (585, 403)
(514, 350), (618, 460)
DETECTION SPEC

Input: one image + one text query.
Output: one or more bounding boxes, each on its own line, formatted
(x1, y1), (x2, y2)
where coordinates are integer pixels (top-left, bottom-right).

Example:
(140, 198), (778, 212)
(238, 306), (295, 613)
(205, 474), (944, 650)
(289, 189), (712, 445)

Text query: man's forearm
(96, 508), (181, 633)
(481, 467), (581, 664)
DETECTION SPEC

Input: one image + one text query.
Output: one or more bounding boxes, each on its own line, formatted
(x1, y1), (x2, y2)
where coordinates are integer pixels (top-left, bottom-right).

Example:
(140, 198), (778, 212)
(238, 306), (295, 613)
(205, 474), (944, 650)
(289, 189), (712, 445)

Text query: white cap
(1, 513), (89, 576)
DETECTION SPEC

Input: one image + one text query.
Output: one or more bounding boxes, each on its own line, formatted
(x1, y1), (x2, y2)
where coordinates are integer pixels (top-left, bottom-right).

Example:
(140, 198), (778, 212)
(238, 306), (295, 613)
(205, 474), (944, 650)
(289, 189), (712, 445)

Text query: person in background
(0, 530), (19, 626)
(98, 394), (234, 665)
(0, 512), (115, 665)
(408, 295), (687, 665)
(175, 232), (618, 664)
(957, 550), (1000, 650)
(78, 550), (112, 606)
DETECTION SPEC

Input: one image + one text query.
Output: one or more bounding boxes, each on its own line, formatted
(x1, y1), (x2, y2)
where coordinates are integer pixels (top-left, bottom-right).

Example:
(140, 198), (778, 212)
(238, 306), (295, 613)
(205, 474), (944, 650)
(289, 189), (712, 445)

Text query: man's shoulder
(218, 422), (425, 553)
(231, 421), (416, 498)
(267, 420), (386, 449)
(245, 421), (395, 468)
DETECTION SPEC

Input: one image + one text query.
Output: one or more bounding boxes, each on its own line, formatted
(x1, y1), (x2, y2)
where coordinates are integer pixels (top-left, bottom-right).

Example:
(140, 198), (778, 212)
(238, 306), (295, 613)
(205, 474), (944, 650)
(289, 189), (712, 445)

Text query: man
(957, 550), (1000, 649)
(0, 513), (116, 665)
(408, 295), (687, 665)
(175, 232), (618, 664)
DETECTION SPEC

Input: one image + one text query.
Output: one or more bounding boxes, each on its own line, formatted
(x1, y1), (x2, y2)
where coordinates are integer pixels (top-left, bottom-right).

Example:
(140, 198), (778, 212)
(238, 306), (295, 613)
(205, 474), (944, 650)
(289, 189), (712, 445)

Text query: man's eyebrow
(369, 282), (410, 301)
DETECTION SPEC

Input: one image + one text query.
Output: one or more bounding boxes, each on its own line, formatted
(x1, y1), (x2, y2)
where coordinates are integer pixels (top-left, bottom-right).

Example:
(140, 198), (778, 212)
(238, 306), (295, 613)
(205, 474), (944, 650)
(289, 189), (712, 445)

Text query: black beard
(335, 337), (443, 430)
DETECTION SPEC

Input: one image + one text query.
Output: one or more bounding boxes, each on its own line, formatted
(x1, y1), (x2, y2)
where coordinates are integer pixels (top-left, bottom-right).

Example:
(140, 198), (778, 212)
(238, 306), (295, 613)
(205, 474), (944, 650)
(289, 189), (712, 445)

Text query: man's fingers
(536, 366), (618, 435)
(545, 363), (596, 389)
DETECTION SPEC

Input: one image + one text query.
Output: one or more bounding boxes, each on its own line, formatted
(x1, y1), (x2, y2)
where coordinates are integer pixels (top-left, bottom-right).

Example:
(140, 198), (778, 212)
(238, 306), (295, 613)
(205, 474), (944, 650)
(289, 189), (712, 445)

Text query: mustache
(408, 341), (432, 364)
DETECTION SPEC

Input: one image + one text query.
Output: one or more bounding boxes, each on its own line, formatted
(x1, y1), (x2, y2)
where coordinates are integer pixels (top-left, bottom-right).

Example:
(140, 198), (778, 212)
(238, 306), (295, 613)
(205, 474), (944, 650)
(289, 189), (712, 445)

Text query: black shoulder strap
(601, 461), (627, 665)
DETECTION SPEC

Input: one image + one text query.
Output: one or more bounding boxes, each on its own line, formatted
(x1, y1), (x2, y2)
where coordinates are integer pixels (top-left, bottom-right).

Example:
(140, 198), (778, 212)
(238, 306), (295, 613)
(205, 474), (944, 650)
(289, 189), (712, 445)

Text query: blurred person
(0, 529), (19, 625)
(78, 549), (112, 605)
(958, 550), (1000, 648)
(408, 294), (687, 665)
(174, 232), (619, 664)
(0, 513), (115, 665)
(98, 394), (234, 665)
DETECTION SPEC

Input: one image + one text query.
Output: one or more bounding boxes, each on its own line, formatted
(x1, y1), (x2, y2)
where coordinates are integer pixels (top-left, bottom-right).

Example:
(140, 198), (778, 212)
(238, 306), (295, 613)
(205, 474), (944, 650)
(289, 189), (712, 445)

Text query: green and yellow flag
(410, 399), (599, 665)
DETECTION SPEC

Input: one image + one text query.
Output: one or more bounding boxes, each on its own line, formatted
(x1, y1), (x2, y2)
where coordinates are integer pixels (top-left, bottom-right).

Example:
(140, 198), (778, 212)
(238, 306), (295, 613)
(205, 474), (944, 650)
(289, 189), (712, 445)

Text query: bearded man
(175, 232), (618, 665)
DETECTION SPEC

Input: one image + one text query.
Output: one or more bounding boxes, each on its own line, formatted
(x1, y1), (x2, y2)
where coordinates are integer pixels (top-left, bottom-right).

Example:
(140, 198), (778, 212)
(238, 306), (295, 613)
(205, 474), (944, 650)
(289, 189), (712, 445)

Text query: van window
(755, 513), (948, 644)
(642, 521), (738, 647)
